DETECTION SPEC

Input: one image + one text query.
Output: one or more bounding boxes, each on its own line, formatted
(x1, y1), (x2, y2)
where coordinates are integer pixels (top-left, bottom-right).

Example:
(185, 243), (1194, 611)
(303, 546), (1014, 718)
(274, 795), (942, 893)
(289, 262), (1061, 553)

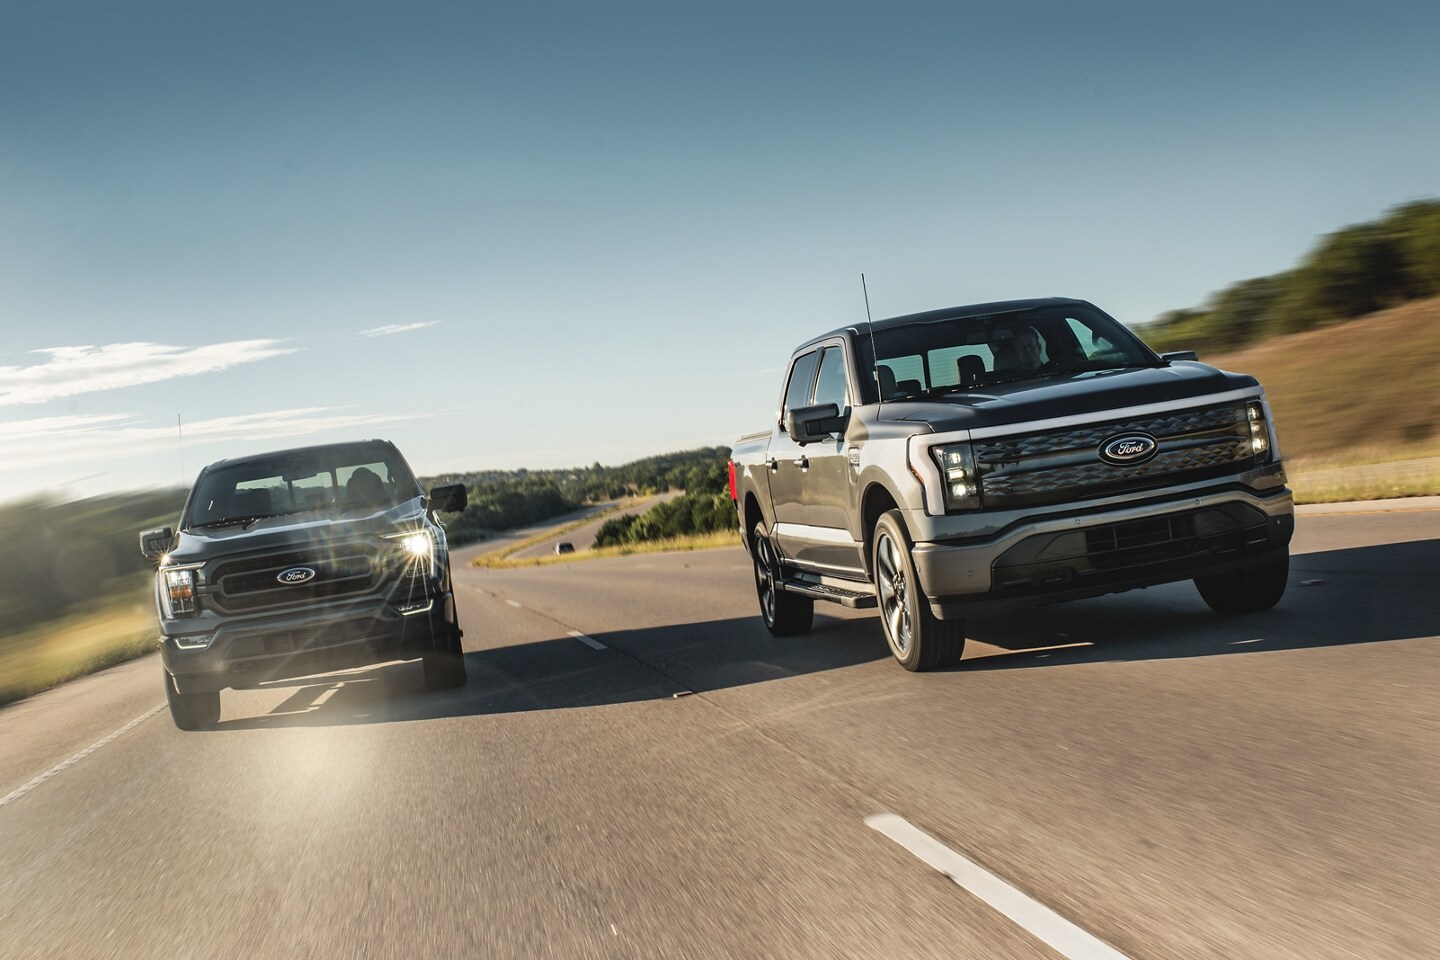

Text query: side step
(776, 578), (878, 609)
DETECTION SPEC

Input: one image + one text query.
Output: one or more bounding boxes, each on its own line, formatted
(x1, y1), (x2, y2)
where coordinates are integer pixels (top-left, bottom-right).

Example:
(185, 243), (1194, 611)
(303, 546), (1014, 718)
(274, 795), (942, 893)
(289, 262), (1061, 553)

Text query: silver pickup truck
(728, 298), (1293, 670)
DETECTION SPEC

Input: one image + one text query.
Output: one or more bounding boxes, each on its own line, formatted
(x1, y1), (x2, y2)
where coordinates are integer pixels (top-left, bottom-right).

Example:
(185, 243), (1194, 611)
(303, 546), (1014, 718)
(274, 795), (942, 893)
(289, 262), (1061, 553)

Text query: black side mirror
(140, 527), (175, 560)
(786, 403), (848, 445)
(428, 483), (468, 514)
(1161, 350), (1199, 362)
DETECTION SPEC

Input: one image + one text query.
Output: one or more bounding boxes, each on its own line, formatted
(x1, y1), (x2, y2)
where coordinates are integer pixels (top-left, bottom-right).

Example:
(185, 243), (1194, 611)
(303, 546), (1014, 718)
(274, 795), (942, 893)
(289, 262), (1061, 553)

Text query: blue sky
(2, 0), (1436, 502)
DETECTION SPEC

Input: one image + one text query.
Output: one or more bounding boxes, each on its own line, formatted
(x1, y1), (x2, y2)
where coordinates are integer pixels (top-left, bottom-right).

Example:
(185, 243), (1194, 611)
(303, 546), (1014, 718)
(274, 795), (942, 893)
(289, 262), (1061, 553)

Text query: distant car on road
(140, 439), (471, 730)
(554, 541), (575, 555)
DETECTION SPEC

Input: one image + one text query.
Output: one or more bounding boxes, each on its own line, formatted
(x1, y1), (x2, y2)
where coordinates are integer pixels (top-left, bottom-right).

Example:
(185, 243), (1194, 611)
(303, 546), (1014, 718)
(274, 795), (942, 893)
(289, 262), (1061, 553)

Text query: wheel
(751, 521), (813, 637)
(423, 618), (468, 690)
(164, 670), (220, 730)
(872, 510), (965, 671)
(1194, 550), (1289, 614)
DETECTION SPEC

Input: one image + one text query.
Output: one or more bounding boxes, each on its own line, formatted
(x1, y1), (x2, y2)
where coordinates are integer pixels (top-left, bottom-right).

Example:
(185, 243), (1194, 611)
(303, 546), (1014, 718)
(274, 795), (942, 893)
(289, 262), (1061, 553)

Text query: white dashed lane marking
(505, 600), (523, 608)
(568, 630), (607, 650)
(0, 704), (165, 811)
(866, 813), (1133, 960)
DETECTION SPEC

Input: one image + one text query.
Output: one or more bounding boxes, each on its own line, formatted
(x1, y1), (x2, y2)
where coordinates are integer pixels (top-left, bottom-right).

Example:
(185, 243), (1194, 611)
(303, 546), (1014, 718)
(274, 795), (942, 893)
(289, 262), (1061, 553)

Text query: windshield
(183, 445), (419, 529)
(870, 304), (1159, 399)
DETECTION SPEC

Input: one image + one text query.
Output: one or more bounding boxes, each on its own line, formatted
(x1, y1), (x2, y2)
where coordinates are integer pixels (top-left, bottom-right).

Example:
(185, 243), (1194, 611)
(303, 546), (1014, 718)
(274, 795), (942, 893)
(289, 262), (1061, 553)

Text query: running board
(776, 578), (878, 608)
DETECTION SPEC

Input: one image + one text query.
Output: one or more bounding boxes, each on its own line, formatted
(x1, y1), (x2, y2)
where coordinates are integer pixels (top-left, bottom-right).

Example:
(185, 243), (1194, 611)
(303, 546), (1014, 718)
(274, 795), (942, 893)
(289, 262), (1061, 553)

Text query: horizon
(3, 0), (1437, 504)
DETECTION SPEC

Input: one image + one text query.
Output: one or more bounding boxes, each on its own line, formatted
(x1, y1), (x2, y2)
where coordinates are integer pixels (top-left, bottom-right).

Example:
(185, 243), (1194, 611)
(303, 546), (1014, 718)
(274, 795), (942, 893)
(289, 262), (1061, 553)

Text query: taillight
(727, 460), (738, 500)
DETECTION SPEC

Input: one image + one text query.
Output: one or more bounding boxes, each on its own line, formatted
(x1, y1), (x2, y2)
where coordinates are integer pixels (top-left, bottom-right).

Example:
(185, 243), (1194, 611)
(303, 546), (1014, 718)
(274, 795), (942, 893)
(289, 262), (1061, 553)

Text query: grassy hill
(1197, 296), (1439, 501)
(1202, 296), (1440, 459)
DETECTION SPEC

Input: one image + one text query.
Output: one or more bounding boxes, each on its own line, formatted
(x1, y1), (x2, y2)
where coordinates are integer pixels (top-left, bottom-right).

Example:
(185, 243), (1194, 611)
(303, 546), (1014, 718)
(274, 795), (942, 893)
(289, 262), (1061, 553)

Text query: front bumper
(160, 591), (456, 693)
(910, 487), (1294, 619)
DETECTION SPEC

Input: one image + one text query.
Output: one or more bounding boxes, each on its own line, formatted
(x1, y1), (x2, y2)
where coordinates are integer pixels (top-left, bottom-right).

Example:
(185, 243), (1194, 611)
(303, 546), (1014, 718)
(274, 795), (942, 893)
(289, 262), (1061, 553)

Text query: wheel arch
(859, 481), (901, 577)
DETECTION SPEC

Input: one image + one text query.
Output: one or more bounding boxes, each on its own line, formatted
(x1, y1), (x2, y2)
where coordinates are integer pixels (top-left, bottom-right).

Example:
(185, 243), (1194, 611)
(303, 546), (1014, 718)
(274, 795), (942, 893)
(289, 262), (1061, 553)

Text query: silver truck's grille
(977, 403), (1254, 507)
(210, 544), (384, 613)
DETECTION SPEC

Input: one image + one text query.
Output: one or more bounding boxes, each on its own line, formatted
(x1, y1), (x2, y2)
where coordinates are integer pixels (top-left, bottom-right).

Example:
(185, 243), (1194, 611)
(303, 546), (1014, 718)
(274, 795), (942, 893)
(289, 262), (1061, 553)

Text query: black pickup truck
(730, 298), (1293, 670)
(140, 439), (469, 729)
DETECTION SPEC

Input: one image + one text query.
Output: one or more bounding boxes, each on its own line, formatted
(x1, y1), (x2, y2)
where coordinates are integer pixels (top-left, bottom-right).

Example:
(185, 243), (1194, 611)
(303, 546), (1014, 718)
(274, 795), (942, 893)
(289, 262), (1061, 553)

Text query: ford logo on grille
(1099, 433), (1159, 465)
(277, 566), (317, 585)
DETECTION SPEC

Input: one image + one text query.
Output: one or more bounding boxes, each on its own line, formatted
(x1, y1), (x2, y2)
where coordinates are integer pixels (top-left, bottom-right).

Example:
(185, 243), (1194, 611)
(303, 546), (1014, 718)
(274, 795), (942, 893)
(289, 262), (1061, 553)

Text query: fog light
(173, 634), (213, 650)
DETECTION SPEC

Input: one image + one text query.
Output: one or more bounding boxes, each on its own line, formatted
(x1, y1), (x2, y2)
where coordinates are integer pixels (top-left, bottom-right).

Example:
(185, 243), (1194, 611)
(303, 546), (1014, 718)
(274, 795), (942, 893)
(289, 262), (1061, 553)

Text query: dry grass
(1205, 297), (1440, 460)
(1286, 449), (1440, 504)
(469, 498), (649, 568)
(476, 529), (743, 569)
(0, 591), (157, 706)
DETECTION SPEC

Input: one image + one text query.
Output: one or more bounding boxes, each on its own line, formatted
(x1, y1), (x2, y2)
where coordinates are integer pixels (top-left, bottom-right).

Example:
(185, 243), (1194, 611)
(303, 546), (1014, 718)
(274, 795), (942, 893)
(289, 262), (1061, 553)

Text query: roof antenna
(861, 273), (881, 410)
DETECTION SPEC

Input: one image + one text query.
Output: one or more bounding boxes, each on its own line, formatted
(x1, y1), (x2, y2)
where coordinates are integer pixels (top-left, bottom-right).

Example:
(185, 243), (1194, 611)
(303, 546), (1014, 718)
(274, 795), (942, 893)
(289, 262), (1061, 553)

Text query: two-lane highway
(1, 505), (1436, 959)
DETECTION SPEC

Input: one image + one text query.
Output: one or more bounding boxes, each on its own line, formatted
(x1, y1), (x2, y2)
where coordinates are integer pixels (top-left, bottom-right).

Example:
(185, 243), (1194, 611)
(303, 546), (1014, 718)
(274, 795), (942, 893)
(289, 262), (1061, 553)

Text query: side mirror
(1161, 350), (1198, 362)
(140, 527), (175, 560)
(428, 483), (468, 514)
(786, 403), (848, 445)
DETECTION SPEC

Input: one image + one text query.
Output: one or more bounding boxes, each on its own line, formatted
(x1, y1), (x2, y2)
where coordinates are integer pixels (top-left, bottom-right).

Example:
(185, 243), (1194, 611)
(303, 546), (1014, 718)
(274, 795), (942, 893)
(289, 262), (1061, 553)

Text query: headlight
(161, 568), (197, 618)
(931, 443), (981, 511)
(1246, 401), (1274, 462)
(386, 529), (435, 578)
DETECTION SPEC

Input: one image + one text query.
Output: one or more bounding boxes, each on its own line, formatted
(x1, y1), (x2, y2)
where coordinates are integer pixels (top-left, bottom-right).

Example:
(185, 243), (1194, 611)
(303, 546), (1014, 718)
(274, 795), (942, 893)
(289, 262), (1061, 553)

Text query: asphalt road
(1, 504), (1437, 959)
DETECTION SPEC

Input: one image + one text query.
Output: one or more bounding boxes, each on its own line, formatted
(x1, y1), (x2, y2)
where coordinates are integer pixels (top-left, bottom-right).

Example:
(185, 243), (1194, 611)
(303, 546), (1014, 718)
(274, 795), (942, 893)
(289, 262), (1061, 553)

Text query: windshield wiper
(187, 514), (278, 531)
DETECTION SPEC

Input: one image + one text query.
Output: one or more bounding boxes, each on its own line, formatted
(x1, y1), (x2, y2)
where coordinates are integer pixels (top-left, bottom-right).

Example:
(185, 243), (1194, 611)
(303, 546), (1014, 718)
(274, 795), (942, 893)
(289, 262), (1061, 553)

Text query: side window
(811, 346), (849, 410)
(782, 350), (821, 417)
(1064, 316), (1120, 361)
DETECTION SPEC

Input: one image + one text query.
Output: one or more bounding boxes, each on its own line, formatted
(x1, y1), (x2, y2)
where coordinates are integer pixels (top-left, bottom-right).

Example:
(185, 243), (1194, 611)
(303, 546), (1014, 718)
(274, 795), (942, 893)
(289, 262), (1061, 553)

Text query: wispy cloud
(359, 322), (439, 337)
(0, 408), (418, 472)
(0, 340), (296, 406)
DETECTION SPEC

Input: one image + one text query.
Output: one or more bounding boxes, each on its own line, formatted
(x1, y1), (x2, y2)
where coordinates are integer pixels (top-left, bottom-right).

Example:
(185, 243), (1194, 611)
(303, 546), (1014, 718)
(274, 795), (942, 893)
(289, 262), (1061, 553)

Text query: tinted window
(871, 304), (1154, 395)
(812, 346), (849, 410)
(783, 350), (821, 415)
(185, 446), (417, 527)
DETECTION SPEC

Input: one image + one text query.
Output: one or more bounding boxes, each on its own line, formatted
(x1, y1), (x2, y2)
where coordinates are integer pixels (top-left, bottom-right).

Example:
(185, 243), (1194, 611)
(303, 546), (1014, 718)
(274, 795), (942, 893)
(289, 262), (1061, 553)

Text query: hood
(167, 497), (428, 564)
(881, 362), (1259, 433)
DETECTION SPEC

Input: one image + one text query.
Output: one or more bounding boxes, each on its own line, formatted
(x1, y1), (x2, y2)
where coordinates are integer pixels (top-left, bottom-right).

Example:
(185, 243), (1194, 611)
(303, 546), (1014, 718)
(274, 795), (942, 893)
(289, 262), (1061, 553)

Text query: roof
(204, 439), (398, 470)
(803, 297), (1088, 349)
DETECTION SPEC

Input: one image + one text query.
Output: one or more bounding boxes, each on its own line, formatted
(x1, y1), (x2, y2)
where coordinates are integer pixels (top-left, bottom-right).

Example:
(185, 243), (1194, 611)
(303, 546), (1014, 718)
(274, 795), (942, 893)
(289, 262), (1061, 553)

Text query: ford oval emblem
(277, 566), (317, 585)
(1099, 433), (1159, 465)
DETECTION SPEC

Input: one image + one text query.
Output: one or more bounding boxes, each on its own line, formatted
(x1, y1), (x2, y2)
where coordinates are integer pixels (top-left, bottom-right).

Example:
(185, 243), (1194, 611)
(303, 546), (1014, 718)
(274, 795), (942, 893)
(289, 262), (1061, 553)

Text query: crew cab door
(766, 349), (820, 541)
(795, 343), (865, 575)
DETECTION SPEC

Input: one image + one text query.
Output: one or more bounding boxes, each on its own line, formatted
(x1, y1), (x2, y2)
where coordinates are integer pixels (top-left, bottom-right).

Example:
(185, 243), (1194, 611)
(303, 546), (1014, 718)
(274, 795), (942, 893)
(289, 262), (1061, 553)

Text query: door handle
(766, 457), (779, 473)
(792, 455), (809, 470)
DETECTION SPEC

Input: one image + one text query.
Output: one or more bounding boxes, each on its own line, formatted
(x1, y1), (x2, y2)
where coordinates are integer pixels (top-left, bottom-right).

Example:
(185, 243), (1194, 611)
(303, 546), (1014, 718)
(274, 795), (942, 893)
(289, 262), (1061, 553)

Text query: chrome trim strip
(773, 521), (859, 545)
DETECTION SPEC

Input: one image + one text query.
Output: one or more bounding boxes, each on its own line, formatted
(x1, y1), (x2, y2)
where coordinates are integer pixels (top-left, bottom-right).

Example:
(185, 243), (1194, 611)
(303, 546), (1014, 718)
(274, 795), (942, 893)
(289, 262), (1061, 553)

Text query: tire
(423, 618), (468, 690)
(164, 670), (220, 731)
(872, 510), (965, 671)
(1194, 549), (1289, 615)
(751, 521), (814, 637)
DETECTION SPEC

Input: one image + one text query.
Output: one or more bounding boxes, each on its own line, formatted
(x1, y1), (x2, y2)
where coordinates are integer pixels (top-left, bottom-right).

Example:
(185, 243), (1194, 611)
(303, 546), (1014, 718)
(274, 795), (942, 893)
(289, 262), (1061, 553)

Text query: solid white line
(0, 704), (165, 811)
(567, 630), (607, 650)
(865, 813), (1133, 960)
(505, 599), (523, 608)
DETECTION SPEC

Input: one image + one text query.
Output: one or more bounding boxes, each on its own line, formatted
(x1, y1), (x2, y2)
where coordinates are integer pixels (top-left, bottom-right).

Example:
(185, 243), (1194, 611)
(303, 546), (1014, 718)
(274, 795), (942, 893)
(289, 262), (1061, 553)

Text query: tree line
(420, 447), (732, 546)
(1138, 199), (1440, 355)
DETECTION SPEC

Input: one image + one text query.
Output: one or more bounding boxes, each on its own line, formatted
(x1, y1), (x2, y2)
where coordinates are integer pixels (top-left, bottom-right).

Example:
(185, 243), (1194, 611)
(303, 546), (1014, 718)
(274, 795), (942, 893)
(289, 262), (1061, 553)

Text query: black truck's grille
(210, 544), (385, 612)
(977, 403), (1254, 508)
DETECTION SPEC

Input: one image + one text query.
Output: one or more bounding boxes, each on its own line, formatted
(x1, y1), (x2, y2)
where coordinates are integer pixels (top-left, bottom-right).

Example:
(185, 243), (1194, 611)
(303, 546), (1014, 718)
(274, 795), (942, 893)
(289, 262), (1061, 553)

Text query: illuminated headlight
(161, 568), (197, 618)
(931, 443), (981, 511)
(386, 529), (435, 578)
(1246, 401), (1273, 461)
